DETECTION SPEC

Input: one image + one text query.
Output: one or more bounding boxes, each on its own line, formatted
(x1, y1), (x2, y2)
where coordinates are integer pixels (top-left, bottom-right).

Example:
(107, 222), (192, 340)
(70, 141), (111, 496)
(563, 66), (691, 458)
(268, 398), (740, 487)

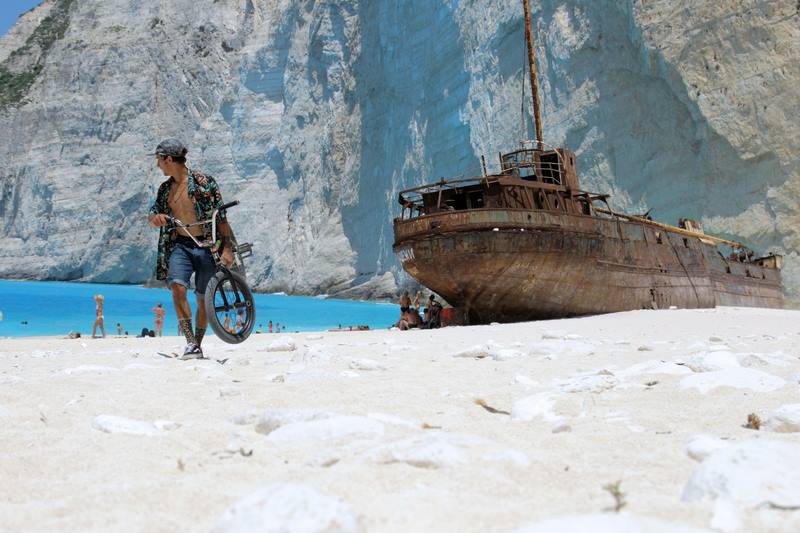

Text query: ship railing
(396, 174), (608, 221)
(397, 175), (502, 219)
(501, 160), (564, 185)
(500, 142), (567, 185)
(590, 203), (756, 253)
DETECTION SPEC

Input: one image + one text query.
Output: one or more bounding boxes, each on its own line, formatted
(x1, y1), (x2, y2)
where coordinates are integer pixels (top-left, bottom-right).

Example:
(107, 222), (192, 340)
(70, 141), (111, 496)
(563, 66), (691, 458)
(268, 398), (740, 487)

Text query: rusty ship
(391, 0), (783, 325)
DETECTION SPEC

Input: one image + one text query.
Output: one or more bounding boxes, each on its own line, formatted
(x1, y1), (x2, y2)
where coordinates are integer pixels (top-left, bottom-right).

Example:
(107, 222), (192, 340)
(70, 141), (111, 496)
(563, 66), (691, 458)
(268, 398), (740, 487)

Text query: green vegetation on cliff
(0, 0), (75, 109)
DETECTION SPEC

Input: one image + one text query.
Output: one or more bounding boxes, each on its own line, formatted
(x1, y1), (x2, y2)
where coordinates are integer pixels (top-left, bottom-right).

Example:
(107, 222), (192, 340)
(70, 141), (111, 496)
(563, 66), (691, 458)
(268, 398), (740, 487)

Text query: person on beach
(412, 291), (423, 313)
(423, 294), (434, 322)
(148, 139), (235, 360)
(268, 320), (273, 333)
(276, 322), (280, 333)
(393, 290), (419, 330)
(423, 294), (443, 329)
(395, 307), (421, 330)
(151, 303), (165, 337)
(92, 294), (106, 338)
(399, 291), (411, 314)
(116, 323), (122, 336)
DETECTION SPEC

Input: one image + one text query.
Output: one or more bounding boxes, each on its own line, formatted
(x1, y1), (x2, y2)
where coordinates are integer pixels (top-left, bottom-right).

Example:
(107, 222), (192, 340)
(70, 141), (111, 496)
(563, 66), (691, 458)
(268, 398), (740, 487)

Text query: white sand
(1, 307), (799, 532)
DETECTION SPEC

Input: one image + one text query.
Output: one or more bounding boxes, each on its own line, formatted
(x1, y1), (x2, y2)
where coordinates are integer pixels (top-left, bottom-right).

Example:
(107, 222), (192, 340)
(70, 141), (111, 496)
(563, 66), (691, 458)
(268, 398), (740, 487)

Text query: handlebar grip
(218, 200), (239, 211)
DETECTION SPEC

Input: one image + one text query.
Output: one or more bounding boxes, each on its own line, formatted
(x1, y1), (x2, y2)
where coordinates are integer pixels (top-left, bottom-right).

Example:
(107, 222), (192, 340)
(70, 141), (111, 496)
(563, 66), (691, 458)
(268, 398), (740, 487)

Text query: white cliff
(0, 0), (798, 302)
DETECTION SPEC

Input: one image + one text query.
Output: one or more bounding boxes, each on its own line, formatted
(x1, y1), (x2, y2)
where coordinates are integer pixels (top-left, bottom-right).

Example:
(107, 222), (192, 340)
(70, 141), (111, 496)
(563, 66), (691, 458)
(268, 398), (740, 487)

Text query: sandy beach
(1, 307), (799, 532)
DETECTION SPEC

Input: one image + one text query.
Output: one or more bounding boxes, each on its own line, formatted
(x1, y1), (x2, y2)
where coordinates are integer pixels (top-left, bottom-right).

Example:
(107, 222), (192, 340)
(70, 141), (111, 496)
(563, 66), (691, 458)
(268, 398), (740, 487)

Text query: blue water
(0, 280), (398, 338)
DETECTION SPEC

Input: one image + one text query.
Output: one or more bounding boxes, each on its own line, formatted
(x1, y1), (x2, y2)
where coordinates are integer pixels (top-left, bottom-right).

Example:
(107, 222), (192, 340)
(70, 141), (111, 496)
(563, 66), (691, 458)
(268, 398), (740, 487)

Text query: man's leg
(194, 293), (207, 347)
(171, 283), (196, 346)
(168, 243), (197, 349)
(192, 247), (216, 348)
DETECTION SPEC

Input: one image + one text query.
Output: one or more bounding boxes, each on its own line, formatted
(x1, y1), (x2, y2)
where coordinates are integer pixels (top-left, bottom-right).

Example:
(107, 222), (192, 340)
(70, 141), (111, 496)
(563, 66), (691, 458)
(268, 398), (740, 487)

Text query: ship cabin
(397, 145), (600, 221)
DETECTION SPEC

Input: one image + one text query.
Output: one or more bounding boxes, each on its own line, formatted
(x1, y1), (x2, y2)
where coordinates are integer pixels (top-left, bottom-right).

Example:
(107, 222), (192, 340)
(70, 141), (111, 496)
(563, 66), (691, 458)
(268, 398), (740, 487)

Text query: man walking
(147, 139), (234, 359)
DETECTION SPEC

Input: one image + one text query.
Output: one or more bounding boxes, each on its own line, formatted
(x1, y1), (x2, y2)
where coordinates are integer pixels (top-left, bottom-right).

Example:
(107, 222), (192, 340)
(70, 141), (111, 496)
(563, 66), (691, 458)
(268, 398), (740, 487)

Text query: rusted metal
(523, 0), (543, 149)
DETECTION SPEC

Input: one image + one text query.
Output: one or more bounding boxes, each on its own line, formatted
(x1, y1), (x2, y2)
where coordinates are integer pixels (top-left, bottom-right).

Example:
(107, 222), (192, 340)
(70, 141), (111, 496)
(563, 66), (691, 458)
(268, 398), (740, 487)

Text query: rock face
(1, 0), (798, 301)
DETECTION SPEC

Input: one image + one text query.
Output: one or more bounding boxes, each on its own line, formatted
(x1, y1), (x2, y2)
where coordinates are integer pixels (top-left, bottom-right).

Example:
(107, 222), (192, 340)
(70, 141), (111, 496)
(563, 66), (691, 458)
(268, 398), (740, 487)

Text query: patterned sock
(179, 318), (196, 345)
(195, 326), (206, 347)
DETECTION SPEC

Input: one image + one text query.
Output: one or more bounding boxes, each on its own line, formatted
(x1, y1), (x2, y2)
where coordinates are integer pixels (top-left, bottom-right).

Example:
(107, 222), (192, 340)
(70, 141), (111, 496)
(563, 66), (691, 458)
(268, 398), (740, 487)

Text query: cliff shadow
(343, 0), (478, 284)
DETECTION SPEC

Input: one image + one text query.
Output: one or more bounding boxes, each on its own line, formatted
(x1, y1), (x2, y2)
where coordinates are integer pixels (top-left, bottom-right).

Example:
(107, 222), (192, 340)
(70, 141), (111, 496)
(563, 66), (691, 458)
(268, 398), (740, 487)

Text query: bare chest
(168, 184), (200, 235)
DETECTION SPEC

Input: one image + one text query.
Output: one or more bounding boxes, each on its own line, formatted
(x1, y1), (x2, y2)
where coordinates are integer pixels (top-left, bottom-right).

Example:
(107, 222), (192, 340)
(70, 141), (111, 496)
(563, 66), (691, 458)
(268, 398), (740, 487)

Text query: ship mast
(523, 0), (544, 150)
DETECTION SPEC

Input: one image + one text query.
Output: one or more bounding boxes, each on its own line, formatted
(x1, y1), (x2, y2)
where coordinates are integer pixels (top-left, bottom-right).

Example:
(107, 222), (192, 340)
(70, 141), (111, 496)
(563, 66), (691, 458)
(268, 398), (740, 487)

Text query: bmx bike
(166, 200), (256, 344)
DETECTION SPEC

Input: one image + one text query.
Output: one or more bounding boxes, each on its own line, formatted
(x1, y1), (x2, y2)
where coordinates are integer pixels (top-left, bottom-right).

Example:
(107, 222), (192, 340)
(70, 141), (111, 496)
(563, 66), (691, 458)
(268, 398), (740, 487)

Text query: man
(399, 290), (410, 314)
(147, 139), (234, 359)
(423, 293), (442, 329)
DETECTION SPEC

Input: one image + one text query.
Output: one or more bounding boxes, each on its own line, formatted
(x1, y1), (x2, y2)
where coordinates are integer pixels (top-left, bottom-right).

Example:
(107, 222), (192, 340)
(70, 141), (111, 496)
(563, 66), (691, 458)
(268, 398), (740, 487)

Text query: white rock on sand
(2, 307), (800, 532)
(682, 439), (800, 531)
(763, 404), (800, 433)
(685, 434), (728, 462)
(364, 431), (513, 469)
(511, 392), (559, 423)
(261, 337), (298, 352)
(210, 483), (360, 533)
(266, 415), (384, 445)
(678, 367), (785, 394)
(91, 415), (164, 436)
(349, 358), (386, 371)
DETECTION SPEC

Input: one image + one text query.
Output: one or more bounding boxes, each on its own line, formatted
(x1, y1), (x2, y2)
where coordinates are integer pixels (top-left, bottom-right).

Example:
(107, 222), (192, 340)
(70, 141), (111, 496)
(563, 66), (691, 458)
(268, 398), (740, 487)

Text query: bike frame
(166, 201), (251, 273)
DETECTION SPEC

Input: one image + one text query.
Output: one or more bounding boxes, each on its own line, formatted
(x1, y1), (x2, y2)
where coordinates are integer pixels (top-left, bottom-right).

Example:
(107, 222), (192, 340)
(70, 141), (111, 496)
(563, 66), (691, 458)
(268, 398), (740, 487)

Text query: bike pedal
(236, 243), (253, 258)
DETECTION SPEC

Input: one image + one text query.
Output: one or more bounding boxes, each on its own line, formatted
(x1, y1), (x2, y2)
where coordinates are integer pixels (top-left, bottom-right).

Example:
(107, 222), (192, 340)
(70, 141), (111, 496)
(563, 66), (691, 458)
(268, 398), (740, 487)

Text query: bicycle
(165, 200), (256, 344)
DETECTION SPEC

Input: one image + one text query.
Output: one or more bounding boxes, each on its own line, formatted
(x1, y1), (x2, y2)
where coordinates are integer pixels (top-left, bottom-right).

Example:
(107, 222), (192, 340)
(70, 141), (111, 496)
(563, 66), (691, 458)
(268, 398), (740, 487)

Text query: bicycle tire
(205, 270), (256, 344)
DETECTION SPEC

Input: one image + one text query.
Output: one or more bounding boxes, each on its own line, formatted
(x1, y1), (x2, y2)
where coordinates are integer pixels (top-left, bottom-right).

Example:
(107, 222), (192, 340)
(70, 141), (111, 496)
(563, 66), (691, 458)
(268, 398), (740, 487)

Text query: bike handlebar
(218, 200), (239, 211)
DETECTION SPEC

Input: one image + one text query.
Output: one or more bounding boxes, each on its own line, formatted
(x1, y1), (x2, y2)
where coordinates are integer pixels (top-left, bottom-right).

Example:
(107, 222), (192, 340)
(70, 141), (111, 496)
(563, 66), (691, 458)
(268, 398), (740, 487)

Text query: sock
(195, 326), (206, 347)
(179, 318), (196, 345)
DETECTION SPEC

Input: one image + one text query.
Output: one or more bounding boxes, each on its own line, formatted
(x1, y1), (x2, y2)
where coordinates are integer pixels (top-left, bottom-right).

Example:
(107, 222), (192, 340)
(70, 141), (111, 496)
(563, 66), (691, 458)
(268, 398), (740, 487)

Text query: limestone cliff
(0, 0), (797, 302)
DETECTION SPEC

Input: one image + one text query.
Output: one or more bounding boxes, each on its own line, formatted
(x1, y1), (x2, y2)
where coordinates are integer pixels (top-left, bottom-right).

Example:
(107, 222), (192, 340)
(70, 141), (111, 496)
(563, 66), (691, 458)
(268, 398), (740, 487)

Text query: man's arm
(217, 220), (235, 266)
(212, 179), (235, 265)
(217, 219), (232, 244)
(148, 182), (170, 226)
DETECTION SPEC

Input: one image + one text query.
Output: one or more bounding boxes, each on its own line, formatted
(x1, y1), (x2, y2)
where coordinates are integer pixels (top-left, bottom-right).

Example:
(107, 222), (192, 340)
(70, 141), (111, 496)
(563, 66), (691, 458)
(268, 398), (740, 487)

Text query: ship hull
(393, 209), (783, 323)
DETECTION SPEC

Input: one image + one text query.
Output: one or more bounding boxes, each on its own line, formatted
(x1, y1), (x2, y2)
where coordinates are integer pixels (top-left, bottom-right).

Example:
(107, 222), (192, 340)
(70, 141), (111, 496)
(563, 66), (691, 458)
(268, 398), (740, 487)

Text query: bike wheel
(205, 270), (256, 344)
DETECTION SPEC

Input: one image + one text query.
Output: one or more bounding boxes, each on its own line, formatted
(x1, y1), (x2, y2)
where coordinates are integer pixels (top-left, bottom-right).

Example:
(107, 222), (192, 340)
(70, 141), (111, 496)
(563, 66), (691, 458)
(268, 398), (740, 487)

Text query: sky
(0, 1), (44, 38)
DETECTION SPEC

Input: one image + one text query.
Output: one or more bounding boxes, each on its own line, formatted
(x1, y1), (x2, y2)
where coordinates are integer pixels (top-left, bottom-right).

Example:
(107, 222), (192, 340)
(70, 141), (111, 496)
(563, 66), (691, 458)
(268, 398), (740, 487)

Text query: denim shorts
(167, 239), (216, 295)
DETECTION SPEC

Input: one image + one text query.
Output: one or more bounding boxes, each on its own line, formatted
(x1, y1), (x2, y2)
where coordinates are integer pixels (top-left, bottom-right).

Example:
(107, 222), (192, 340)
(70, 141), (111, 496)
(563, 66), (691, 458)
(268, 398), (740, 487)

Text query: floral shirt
(149, 169), (228, 281)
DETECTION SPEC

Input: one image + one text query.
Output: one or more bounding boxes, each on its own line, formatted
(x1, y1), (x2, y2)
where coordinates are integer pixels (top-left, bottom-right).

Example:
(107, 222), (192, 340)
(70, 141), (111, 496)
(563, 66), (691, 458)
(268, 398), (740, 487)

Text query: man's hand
(148, 214), (170, 227)
(221, 247), (235, 267)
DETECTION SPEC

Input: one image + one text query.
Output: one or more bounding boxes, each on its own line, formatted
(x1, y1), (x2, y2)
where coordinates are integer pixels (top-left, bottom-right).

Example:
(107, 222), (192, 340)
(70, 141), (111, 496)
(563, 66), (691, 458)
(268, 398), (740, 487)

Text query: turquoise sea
(0, 280), (398, 338)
